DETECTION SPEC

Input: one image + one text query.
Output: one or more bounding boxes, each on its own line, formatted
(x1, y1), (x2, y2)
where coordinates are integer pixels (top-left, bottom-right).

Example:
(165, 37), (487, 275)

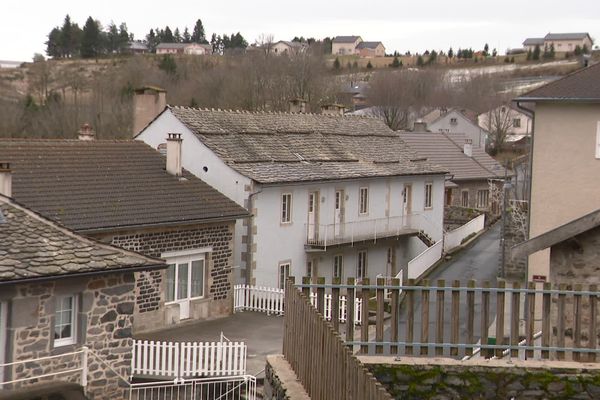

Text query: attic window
(450, 118), (458, 125)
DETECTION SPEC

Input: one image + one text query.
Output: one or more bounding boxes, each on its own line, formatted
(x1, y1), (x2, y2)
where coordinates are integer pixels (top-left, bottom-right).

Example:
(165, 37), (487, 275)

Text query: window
(279, 262), (291, 289)
(306, 259), (317, 278)
(513, 118), (521, 128)
(54, 295), (77, 347)
(165, 257), (205, 303)
(359, 187), (369, 215)
(281, 193), (292, 223)
(450, 117), (458, 125)
(477, 190), (490, 209)
(357, 251), (367, 280)
(333, 255), (343, 280)
(424, 183), (433, 209)
(461, 190), (469, 207)
(596, 122), (600, 159)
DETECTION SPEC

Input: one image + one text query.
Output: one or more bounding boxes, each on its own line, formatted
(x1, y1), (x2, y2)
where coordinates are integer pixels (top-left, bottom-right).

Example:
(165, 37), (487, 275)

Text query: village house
(331, 36), (363, 55)
(419, 107), (488, 148)
(356, 41), (386, 58)
(478, 104), (533, 136)
(126, 41), (149, 54)
(512, 62), (600, 283)
(0, 132), (248, 333)
(156, 42), (212, 55)
(523, 32), (593, 52)
(271, 40), (308, 55)
(400, 132), (505, 210)
(137, 103), (448, 288)
(0, 191), (164, 399)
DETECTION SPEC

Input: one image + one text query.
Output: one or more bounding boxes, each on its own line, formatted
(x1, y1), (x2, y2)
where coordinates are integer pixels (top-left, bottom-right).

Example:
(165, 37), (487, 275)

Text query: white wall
(477, 106), (532, 136)
(428, 111), (488, 148)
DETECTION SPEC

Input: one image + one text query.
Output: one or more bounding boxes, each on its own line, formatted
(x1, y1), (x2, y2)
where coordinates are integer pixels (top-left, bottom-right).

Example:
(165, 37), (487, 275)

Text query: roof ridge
(441, 132), (502, 176)
(170, 104), (379, 119)
(0, 138), (136, 143)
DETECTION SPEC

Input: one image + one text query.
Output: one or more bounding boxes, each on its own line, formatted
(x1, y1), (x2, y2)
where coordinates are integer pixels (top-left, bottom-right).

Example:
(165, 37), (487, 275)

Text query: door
(307, 192), (318, 242)
(176, 263), (190, 319)
(403, 184), (412, 225)
(334, 190), (344, 237)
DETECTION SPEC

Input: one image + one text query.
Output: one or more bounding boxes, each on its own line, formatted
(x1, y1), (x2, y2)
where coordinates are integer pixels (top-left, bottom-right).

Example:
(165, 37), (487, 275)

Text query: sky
(2, 0), (600, 61)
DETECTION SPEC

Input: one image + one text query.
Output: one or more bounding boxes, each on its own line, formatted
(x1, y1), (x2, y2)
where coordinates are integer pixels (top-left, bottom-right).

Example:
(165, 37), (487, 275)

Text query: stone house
(400, 132), (506, 211)
(137, 106), (448, 288)
(420, 107), (488, 148)
(331, 36), (363, 55)
(514, 62), (600, 282)
(0, 137), (248, 333)
(0, 193), (164, 399)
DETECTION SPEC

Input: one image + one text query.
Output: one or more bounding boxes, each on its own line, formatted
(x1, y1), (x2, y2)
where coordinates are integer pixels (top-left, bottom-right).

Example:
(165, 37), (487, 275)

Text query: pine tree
(483, 43), (489, 56)
(59, 15), (81, 58)
(574, 45), (582, 56)
(448, 47), (454, 58)
(417, 55), (424, 67)
(163, 26), (174, 43)
(390, 56), (401, 68)
(526, 49), (532, 60)
(582, 44), (589, 54)
(174, 28), (182, 43)
(81, 17), (102, 58)
(106, 22), (119, 53)
(158, 54), (177, 75)
(183, 27), (191, 43)
(118, 23), (130, 52)
(532, 44), (540, 60)
(46, 27), (62, 58)
(146, 29), (158, 53)
(192, 19), (207, 44)
(366, 61), (373, 69)
(333, 57), (340, 70)
(492, 48), (497, 57)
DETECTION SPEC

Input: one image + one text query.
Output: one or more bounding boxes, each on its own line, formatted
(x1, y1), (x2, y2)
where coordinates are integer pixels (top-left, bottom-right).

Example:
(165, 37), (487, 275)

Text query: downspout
(245, 184), (262, 285)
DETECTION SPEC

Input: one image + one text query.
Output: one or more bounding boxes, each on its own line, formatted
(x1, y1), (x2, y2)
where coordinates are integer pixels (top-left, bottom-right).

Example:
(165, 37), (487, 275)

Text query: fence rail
(131, 340), (247, 379)
(129, 375), (256, 400)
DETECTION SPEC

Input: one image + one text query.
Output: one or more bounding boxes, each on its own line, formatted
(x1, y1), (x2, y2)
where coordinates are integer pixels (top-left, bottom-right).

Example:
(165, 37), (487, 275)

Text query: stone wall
(364, 358), (600, 400)
(263, 355), (311, 400)
(1, 272), (135, 400)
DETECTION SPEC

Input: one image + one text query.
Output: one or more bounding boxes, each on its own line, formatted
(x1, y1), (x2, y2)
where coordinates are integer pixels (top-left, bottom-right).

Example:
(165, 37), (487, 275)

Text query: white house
(332, 36), (363, 55)
(420, 107), (489, 148)
(271, 41), (308, 55)
(477, 104), (533, 137)
(156, 43), (212, 55)
(137, 106), (447, 288)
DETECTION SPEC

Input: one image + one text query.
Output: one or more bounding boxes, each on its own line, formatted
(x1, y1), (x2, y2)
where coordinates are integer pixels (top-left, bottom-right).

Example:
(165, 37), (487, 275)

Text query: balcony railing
(305, 213), (438, 249)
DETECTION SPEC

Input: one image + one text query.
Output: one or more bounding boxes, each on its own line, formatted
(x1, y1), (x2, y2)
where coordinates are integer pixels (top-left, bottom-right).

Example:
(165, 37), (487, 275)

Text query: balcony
(304, 213), (436, 251)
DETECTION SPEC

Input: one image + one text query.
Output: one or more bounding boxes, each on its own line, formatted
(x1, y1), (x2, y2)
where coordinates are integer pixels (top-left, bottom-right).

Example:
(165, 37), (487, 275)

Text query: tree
(59, 15), (82, 58)
(366, 61), (373, 69)
(158, 54), (177, 75)
(532, 44), (541, 60)
(483, 105), (514, 151)
(448, 47), (454, 58)
(574, 45), (582, 56)
(146, 29), (158, 53)
(483, 43), (489, 56)
(118, 23), (130, 52)
(106, 22), (120, 53)
(427, 50), (437, 65)
(526, 49), (532, 60)
(333, 57), (340, 70)
(46, 27), (62, 58)
(492, 48), (497, 57)
(582, 44), (589, 54)
(183, 27), (191, 43)
(174, 28), (182, 43)
(390, 56), (401, 68)
(80, 17), (103, 58)
(352, 61), (358, 69)
(416, 55), (424, 67)
(191, 19), (207, 44)
(163, 26), (175, 43)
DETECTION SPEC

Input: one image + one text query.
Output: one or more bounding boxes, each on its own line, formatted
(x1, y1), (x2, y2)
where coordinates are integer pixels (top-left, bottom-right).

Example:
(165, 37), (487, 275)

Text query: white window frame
(359, 187), (369, 215)
(54, 295), (77, 347)
(476, 189), (490, 209)
(357, 250), (367, 280)
(281, 193), (292, 224)
(596, 122), (600, 159)
(165, 253), (207, 304)
(424, 183), (433, 209)
(279, 262), (291, 289)
(333, 255), (343, 280)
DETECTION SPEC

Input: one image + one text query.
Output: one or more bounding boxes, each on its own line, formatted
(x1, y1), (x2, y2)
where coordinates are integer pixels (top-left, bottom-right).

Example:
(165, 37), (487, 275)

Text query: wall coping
(266, 355), (311, 400)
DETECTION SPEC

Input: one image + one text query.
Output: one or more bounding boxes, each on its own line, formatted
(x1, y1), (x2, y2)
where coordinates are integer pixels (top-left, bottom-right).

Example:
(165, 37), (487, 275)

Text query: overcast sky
(2, 0), (600, 61)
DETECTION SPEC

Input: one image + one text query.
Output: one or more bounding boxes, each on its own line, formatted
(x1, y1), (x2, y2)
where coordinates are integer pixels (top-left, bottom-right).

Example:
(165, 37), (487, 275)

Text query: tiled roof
(0, 139), (248, 232)
(421, 107), (479, 126)
(544, 32), (590, 41)
(399, 132), (506, 181)
(167, 107), (447, 183)
(515, 62), (600, 102)
(356, 42), (383, 49)
(333, 36), (361, 43)
(0, 195), (163, 283)
(523, 38), (545, 46)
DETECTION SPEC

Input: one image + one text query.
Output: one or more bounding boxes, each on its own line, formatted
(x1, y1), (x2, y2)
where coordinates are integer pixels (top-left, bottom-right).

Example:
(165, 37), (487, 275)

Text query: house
(0, 191), (164, 398)
(137, 105), (448, 288)
(0, 133), (248, 332)
(156, 43), (212, 55)
(126, 41), (149, 54)
(523, 33), (593, 53)
(271, 41), (308, 55)
(513, 62), (600, 282)
(332, 36), (363, 55)
(420, 107), (488, 148)
(400, 132), (506, 210)
(356, 42), (386, 58)
(478, 104), (533, 137)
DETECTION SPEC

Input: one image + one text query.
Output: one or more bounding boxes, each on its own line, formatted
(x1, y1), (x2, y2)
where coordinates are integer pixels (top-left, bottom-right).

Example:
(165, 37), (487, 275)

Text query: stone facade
(1, 272), (135, 400)
(93, 222), (236, 333)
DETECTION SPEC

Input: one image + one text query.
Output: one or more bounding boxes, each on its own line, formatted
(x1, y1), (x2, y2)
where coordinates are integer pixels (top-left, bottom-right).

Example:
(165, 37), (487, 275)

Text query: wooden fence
(294, 277), (600, 362)
(283, 278), (393, 400)
(131, 339), (247, 379)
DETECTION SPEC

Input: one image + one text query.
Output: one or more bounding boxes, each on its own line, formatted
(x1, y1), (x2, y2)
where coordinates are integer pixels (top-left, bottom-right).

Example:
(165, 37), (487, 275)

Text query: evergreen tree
(456, 48), (462, 59)
(118, 23), (130, 52)
(174, 28), (182, 43)
(191, 19), (207, 44)
(416, 55), (424, 67)
(158, 54), (177, 75)
(46, 27), (62, 58)
(183, 27), (191, 43)
(106, 22), (119, 53)
(492, 48), (497, 57)
(390, 56), (401, 68)
(333, 57), (340, 70)
(427, 50), (437, 65)
(483, 43), (489, 56)
(582, 44), (589, 54)
(526, 49), (532, 60)
(59, 15), (81, 58)
(532, 44), (541, 60)
(163, 26), (175, 43)
(81, 17), (103, 58)
(448, 47), (454, 58)
(366, 61), (373, 69)
(574, 45), (582, 56)
(146, 29), (158, 53)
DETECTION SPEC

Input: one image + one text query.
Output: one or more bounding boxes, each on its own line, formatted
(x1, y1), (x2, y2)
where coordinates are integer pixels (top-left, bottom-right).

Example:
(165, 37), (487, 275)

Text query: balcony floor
(305, 228), (420, 251)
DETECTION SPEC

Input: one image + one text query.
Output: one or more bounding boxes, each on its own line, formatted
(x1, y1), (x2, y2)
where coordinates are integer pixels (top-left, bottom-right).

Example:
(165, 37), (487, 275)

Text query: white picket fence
(131, 340), (247, 379)
(233, 284), (362, 325)
(444, 214), (486, 252)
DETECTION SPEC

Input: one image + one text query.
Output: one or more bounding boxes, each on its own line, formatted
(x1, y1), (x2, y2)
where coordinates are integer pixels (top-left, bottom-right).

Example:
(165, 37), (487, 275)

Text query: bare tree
(482, 104), (516, 151)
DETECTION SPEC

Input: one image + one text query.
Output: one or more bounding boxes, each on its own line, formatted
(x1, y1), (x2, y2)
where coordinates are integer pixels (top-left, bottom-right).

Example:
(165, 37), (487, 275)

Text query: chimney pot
(166, 133), (183, 176)
(464, 139), (473, 157)
(0, 162), (12, 198)
(320, 104), (345, 116)
(133, 86), (167, 136)
(78, 123), (96, 141)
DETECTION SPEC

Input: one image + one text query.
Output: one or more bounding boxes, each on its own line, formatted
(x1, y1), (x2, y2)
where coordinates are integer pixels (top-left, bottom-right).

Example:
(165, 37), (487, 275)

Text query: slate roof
(165, 107), (447, 184)
(333, 36), (362, 43)
(523, 38), (545, 46)
(399, 132), (506, 181)
(421, 107), (479, 126)
(544, 32), (591, 41)
(515, 62), (600, 102)
(0, 139), (248, 233)
(0, 195), (164, 283)
(356, 42), (383, 50)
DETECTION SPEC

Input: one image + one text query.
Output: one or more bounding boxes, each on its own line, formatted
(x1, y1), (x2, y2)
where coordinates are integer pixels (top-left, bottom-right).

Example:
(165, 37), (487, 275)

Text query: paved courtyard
(136, 311), (284, 376)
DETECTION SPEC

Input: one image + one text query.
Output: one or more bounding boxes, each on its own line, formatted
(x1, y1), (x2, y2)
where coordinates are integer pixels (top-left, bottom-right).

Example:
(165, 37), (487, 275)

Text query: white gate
(131, 340), (247, 379)
(129, 375), (256, 400)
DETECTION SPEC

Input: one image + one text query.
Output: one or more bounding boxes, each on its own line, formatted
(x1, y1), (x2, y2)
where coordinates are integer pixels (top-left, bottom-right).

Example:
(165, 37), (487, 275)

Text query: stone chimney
(289, 98), (308, 114)
(78, 123), (95, 141)
(320, 104), (345, 116)
(0, 163), (12, 198)
(133, 86), (167, 136)
(413, 119), (427, 132)
(166, 133), (183, 176)
(463, 139), (473, 157)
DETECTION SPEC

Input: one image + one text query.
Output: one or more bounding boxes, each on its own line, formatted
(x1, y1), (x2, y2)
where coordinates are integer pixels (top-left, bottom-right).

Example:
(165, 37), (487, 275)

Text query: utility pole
(500, 161), (511, 278)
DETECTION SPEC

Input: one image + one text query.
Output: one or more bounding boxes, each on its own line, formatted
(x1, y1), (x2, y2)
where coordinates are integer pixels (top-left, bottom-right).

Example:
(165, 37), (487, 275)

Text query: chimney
(133, 86), (167, 136)
(413, 119), (428, 132)
(78, 123), (95, 141)
(289, 98), (308, 114)
(0, 163), (12, 198)
(463, 139), (473, 157)
(166, 133), (183, 176)
(320, 104), (345, 116)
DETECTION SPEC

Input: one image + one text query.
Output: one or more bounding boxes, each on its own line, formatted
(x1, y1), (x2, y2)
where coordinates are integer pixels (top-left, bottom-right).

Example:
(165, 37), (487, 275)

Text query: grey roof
(128, 41), (149, 50)
(399, 132), (506, 181)
(333, 36), (362, 43)
(544, 32), (591, 41)
(356, 41), (384, 50)
(156, 43), (211, 50)
(523, 38), (545, 46)
(0, 139), (248, 233)
(515, 62), (600, 102)
(421, 107), (479, 126)
(165, 107), (447, 184)
(0, 195), (164, 283)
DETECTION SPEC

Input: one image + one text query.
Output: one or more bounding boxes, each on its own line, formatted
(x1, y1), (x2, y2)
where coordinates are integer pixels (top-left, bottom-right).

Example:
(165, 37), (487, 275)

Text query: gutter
(245, 184), (262, 285)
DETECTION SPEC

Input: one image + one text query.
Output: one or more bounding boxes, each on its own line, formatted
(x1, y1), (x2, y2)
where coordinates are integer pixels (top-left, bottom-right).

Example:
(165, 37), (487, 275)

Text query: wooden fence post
(495, 280), (506, 358)
(390, 278), (400, 356)
(332, 277), (341, 332)
(360, 278), (370, 354)
(420, 279), (430, 356)
(376, 277), (385, 354)
(510, 281), (521, 358)
(436, 280), (445, 356)
(466, 280), (475, 357)
(557, 283), (566, 361)
(541, 282), (551, 360)
(589, 284), (597, 363)
(526, 281), (535, 360)
(451, 280), (460, 357)
(573, 284), (582, 362)
(347, 278), (356, 344)
(481, 281), (490, 358)
(317, 277), (326, 316)
(406, 278), (416, 356)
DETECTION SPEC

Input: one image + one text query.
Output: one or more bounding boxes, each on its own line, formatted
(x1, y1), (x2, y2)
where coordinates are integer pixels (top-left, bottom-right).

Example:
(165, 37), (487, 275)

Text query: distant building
(522, 32), (593, 52)
(332, 36), (363, 55)
(127, 41), (149, 54)
(356, 42), (386, 58)
(478, 104), (533, 136)
(0, 60), (21, 69)
(156, 43), (213, 55)
(271, 41), (308, 55)
(421, 107), (488, 148)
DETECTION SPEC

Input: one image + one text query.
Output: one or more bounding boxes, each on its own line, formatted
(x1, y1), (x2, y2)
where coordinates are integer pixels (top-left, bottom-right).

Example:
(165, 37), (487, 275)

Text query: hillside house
(271, 41), (308, 55)
(0, 192), (163, 399)
(513, 62), (600, 282)
(156, 43), (212, 55)
(400, 132), (506, 210)
(332, 36), (363, 55)
(478, 104), (533, 137)
(137, 107), (448, 288)
(356, 42), (386, 58)
(523, 32), (593, 52)
(420, 107), (489, 148)
(0, 135), (248, 332)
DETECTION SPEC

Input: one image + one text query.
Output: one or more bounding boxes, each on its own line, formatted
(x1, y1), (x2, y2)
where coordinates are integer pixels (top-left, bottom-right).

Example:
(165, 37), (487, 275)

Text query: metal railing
(128, 375), (257, 400)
